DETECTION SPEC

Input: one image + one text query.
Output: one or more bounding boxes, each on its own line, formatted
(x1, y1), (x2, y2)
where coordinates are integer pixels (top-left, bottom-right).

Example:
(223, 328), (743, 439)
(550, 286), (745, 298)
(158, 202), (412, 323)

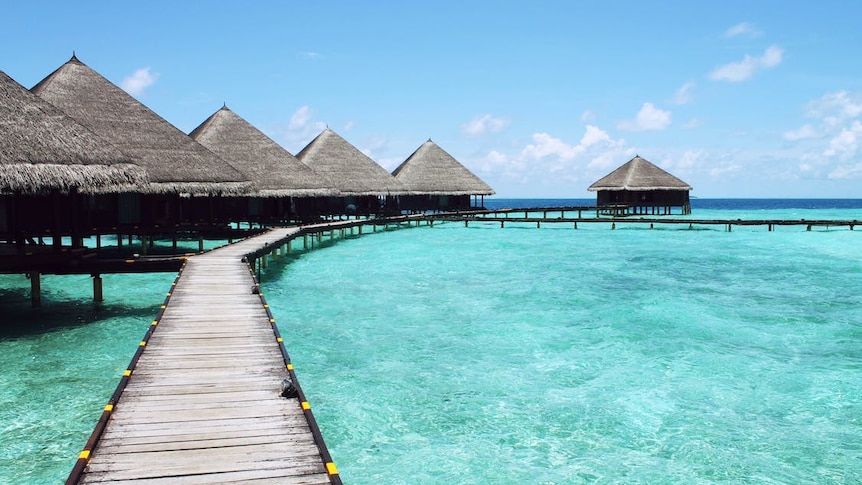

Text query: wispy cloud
(824, 120), (862, 160)
(805, 90), (862, 127)
(724, 22), (761, 38)
(670, 82), (695, 105)
(709, 45), (783, 82)
(783, 124), (817, 141)
(461, 114), (510, 136)
(299, 51), (320, 59)
(120, 67), (158, 96)
(280, 105), (326, 152)
(617, 102), (672, 132)
(288, 105), (313, 130)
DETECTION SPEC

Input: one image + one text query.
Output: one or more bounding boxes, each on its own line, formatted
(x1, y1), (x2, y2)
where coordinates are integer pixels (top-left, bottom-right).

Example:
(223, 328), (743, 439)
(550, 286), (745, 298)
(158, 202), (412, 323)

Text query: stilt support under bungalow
(92, 274), (103, 303)
(29, 272), (41, 308)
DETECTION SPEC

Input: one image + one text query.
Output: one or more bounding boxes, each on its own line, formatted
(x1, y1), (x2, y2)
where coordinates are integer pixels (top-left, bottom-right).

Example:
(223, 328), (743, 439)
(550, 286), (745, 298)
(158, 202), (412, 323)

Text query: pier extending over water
(68, 227), (342, 484)
(420, 206), (860, 231)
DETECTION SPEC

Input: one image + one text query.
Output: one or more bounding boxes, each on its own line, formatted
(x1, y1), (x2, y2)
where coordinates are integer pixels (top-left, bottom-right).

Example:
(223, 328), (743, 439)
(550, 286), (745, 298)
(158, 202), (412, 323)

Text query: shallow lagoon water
(1, 201), (861, 484)
(264, 210), (861, 484)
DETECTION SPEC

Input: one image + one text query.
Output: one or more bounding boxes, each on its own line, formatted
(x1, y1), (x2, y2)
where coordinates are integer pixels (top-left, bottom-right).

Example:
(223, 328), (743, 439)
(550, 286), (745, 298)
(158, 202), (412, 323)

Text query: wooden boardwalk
(69, 227), (341, 484)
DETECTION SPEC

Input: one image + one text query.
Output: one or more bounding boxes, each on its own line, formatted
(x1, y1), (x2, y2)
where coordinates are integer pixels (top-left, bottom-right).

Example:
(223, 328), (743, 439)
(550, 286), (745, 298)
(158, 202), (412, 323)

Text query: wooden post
(117, 233), (123, 248)
(29, 272), (41, 308)
(172, 236), (177, 250)
(198, 236), (204, 252)
(141, 235), (148, 255)
(96, 234), (102, 249)
(93, 274), (103, 303)
(262, 254), (268, 268)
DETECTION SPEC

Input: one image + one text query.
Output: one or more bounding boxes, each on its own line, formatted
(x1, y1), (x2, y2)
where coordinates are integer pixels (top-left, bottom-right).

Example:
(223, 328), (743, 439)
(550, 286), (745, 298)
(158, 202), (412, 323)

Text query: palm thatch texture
(189, 106), (336, 197)
(0, 68), (146, 194)
(295, 128), (408, 196)
(31, 55), (250, 196)
(588, 156), (692, 192)
(392, 139), (494, 196)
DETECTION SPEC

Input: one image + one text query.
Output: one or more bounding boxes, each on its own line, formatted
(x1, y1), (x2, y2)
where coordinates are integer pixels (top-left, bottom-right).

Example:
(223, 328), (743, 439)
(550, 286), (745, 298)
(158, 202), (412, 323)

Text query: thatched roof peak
(1, 68), (147, 194)
(392, 140), (494, 196)
(31, 56), (250, 195)
(190, 106), (337, 197)
(296, 128), (408, 196)
(588, 155), (692, 191)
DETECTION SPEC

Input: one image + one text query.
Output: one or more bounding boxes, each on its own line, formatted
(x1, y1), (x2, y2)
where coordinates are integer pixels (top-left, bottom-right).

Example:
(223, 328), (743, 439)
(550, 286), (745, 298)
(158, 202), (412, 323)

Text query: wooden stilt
(141, 235), (148, 255)
(93, 274), (103, 303)
(29, 272), (41, 308)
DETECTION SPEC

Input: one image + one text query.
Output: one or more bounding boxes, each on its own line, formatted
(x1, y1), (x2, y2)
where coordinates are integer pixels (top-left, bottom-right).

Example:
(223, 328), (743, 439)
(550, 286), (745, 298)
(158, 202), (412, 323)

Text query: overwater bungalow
(392, 139), (494, 212)
(30, 54), (251, 232)
(295, 128), (408, 216)
(0, 68), (147, 254)
(588, 155), (692, 215)
(189, 105), (337, 223)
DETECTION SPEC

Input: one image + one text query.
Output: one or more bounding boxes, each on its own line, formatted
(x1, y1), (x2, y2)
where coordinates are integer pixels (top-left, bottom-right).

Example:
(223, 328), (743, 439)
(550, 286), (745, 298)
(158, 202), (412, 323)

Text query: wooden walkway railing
(68, 227), (341, 484)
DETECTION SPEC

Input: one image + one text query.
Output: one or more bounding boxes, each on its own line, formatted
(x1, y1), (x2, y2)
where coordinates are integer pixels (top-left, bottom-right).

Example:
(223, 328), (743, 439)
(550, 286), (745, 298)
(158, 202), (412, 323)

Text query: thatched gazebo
(588, 155), (692, 215)
(189, 105), (337, 223)
(31, 54), (251, 228)
(295, 128), (407, 216)
(1, 68), (147, 251)
(392, 139), (494, 211)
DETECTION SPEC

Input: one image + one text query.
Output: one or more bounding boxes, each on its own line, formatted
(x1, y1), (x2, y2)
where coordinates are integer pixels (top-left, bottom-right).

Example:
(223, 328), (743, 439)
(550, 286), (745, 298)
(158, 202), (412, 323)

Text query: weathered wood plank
(75, 228), (338, 484)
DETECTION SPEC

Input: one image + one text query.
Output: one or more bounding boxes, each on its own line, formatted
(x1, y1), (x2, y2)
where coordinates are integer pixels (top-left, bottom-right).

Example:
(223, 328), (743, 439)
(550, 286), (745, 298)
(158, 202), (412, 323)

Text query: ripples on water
(1, 203), (860, 484)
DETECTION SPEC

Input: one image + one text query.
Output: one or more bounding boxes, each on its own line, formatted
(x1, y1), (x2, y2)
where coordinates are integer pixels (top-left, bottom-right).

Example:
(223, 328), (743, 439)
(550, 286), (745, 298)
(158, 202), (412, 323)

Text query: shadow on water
(0, 285), (163, 340)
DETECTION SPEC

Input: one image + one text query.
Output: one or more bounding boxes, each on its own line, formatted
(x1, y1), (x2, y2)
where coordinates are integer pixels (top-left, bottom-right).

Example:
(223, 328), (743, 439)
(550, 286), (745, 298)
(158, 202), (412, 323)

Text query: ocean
(1, 199), (860, 484)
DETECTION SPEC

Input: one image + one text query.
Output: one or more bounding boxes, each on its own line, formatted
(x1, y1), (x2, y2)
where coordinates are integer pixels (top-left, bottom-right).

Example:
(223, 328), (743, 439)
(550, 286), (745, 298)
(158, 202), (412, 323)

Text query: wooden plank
(75, 228), (337, 484)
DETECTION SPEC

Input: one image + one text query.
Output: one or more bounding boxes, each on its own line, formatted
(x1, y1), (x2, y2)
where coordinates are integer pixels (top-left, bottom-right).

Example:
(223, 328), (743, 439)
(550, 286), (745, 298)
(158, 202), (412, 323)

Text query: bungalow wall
(596, 189), (691, 215)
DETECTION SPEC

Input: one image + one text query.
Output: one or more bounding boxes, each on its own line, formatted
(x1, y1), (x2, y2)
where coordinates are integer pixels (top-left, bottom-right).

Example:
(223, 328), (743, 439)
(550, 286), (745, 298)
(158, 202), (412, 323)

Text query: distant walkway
(69, 227), (341, 484)
(420, 207), (860, 231)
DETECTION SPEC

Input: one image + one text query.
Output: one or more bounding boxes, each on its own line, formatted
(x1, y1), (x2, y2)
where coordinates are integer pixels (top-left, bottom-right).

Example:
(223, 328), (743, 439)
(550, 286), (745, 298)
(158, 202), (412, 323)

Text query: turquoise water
(2, 204), (861, 483)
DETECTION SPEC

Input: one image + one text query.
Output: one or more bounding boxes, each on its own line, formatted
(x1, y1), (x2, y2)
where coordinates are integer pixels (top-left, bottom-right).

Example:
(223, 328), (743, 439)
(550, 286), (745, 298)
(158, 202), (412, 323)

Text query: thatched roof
(190, 106), (336, 198)
(295, 128), (408, 196)
(0, 68), (147, 195)
(31, 55), (250, 195)
(392, 140), (494, 196)
(588, 156), (692, 192)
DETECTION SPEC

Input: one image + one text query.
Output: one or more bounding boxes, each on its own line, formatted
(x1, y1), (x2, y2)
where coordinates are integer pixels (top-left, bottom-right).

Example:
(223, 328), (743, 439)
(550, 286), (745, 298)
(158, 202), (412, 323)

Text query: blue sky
(2, 1), (861, 198)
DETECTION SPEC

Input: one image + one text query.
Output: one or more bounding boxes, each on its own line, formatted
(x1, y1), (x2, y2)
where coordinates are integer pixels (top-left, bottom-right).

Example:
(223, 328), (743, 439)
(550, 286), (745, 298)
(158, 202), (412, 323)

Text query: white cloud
(580, 110), (596, 122)
(670, 82), (695, 105)
(710, 164), (742, 178)
(682, 118), (703, 129)
(461, 114), (510, 136)
(120, 67), (158, 96)
(828, 163), (862, 179)
(824, 120), (862, 159)
(279, 105), (327, 152)
(522, 132), (583, 161)
(617, 102), (672, 132)
(580, 125), (611, 146)
(288, 105), (313, 130)
(343, 120), (356, 132)
(299, 51), (320, 59)
(709, 45), (784, 82)
(783, 124), (817, 141)
(805, 91), (862, 127)
(724, 22), (761, 38)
